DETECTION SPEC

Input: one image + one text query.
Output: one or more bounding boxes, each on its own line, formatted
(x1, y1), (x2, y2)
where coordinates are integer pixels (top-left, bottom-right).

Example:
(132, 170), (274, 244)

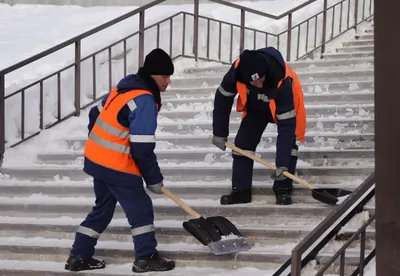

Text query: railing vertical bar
(182, 13), (186, 56)
(277, 34), (280, 51)
(74, 40), (81, 116)
(296, 25), (301, 59)
(291, 249), (302, 276)
(340, 251), (346, 276)
(20, 90), (25, 140)
(229, 25), (233, 63)
(123, 40), (127, 76)
(359, 229), (366, 276)
(347, 0), (351, 29)
(57, 73), (61, 121)
(39, 81), (44, 130)
(369, 0), (372, 15)
(193, 0), (199, 61)
(265, 33), (268, 47)
(331, 5), (336, 39)
(92, 56), (97, 101)
(169, 18), (173, 57)
(0, 74), (5, 163)
(240, 9), (245, 53)
(321, 0), (328, 54)
(218, 22), (222, 61)
(314, 15), (318, 48)
(157, 24), (160, 48)
(253, 30), (256, 50)
(108, 47), (112, 92)
(206, 18), (210, 59)
(339, 2), (343, 33)
(286, 13), (292, 61)
(362, 0), (366, 20)
(139, 11), (145, 67)
(305, 19), (309, 53)
(354, 0), (359, 28)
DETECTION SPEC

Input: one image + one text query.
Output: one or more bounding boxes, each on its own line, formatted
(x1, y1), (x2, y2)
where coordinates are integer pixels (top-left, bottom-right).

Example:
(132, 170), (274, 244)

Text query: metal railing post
(139, 10), (145, 66)
(291, 249), (302, 276)
(0, 74), (5, 166)
(240, 9), (245, 53)
(354, 0), (359, 30)
(286, 13), (292, 61)
(74, 40), (81, 117)
(193, 0), (199, 61)
(321, 0), (328, 56)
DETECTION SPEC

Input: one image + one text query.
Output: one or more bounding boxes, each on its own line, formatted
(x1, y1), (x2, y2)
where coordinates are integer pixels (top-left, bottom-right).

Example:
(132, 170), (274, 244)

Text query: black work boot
(132, 252), (175, 273)
(220, 187), (252, 205)
(64, 256), (105, 271)
(273, 187), (293, 205)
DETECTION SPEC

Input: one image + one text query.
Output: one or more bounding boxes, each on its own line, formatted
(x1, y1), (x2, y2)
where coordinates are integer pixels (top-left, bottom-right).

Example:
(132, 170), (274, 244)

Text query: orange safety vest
(234, 58), (306, 143)
(84, 88), (154, 177)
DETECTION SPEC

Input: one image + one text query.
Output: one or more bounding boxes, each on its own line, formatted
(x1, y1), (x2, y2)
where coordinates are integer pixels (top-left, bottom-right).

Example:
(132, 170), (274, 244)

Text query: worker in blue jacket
(211, 47), (306, 206)
(65, 48), (175, 273)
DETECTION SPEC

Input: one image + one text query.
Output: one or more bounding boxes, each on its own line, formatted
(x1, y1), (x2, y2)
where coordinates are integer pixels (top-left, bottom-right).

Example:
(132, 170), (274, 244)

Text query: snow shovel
(218, 139), (352, 206)
(160, 186), (251, 255)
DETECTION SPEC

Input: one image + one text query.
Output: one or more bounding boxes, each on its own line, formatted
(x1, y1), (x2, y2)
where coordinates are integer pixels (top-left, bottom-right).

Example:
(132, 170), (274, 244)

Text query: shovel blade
(312, 188), (353, 205)
(182, 215), (252, 255)
(208, 236), (252, 255)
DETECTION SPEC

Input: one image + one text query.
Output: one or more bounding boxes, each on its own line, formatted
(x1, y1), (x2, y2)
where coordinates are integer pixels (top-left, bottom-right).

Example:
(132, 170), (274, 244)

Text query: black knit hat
(239, 49), (267, 83)
(143, 48), (174, 76)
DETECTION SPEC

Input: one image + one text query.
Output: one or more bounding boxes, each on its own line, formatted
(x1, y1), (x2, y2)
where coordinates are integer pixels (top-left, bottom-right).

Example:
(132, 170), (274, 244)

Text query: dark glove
(212, 136), (227, 151)
(146, 182), (163, 194)
(270, 166), (288, 181)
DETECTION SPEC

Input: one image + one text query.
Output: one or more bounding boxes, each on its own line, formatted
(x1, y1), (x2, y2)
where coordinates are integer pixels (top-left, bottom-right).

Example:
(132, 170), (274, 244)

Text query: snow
(0, 1), (377, 275)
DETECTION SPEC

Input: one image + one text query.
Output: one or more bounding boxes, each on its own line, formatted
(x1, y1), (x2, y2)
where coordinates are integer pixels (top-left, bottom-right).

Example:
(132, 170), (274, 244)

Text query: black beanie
(239, 49), (267, 83)
(143, 48), (174, 76)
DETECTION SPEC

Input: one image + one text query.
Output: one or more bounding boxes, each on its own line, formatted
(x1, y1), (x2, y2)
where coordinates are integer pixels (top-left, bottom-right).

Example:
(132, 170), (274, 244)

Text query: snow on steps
(0, 25), (375, 273)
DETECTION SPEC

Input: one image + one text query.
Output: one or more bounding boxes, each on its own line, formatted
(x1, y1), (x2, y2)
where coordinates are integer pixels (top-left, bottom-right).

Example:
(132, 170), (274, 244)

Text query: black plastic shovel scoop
(221, 139), (353, 206)
(161, 187), (251, 255)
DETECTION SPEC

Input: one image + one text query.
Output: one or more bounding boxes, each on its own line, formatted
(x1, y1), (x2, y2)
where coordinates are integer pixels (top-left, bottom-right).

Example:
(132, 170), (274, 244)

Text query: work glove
(146, 182), (163, 194)
(212, 136), (227, 151)
(270, 166), (288, 181)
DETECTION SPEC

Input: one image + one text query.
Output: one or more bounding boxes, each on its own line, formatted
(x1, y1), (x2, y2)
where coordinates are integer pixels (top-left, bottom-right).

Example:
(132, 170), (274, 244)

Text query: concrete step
(170, 69), (374, 87)
(342, 40), (374, 47)
(0, 217), (375, 248)
(36, 148), (374, 166)
(0, 260), (276, 276)
(0, 181), (364, 200)
(156, 117), (374, 134)
(336, 45), (374, 53)
(354, 34), (374, 40)
(183, 60), (374, 76)
(0, 194), (373, 218)
(0, 164), (375, 183)
(64, 132), (375, 150)
(162, 89), (375, 104)
(159, 103), (374, 120)
(0, 237), (370, 270)
(322, 51), (374, 59)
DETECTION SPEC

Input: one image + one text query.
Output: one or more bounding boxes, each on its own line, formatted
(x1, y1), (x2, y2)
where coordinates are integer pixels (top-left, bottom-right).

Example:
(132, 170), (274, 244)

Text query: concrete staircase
(0, 23), (375, 275)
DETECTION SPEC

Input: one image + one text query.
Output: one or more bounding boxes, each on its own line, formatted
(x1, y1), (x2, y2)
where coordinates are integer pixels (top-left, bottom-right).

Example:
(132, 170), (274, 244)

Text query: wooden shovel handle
(209, 135), (316, 190)
(161, 186), (201, 219)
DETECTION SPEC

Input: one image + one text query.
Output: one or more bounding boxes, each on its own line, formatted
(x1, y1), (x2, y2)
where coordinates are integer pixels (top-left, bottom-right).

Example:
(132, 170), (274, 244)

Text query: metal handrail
(272, 172), (376, 276)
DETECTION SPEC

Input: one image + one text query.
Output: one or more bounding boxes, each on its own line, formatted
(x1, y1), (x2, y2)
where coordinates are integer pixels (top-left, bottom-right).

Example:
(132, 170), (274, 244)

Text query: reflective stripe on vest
(84, 87), (154, 176)
(234, 57), (306, 143)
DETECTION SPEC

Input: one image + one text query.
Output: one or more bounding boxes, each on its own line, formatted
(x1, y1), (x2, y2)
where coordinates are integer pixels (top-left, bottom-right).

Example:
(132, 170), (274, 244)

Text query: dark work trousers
(70, 178), (157, 260)
(232, 112), (298, 190)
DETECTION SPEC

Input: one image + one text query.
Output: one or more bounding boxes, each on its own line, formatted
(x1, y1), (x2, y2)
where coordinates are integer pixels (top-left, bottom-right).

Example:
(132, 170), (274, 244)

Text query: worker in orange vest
(211, 47), (306, 205)
(65, 48), (175, 273)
